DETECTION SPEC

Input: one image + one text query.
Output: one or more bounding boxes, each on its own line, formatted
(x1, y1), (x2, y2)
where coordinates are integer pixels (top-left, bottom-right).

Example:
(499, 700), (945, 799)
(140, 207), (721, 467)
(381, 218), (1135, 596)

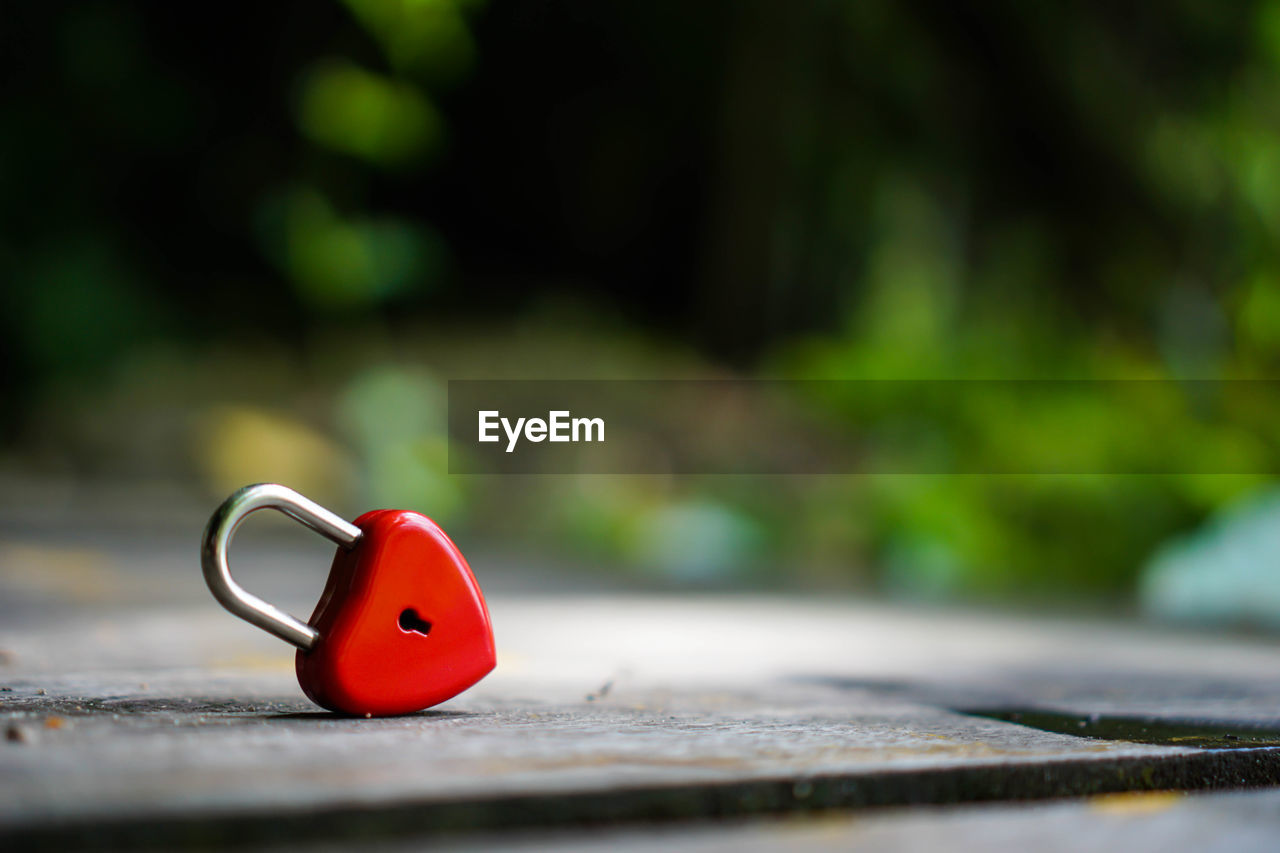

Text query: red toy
(201, 484), (495, 716)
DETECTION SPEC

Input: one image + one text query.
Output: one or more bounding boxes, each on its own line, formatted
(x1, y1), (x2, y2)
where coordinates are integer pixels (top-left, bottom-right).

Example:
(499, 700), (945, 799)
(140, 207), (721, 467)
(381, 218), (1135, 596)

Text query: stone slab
(5, 516), (1280, 847)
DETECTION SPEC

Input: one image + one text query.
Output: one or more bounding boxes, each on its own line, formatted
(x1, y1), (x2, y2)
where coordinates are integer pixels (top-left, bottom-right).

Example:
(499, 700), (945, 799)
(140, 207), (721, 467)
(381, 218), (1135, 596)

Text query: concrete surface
(4, 496), (1280, 848)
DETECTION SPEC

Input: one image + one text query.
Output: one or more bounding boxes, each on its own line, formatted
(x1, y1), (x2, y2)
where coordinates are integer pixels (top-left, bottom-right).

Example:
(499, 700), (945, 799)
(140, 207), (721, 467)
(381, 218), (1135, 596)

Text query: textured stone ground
(4, 496), (1280, 848)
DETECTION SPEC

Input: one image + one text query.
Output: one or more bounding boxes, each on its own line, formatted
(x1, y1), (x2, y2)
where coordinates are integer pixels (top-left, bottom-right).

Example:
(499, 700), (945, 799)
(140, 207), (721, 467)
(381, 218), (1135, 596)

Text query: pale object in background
(1140, 487), (1280, 628)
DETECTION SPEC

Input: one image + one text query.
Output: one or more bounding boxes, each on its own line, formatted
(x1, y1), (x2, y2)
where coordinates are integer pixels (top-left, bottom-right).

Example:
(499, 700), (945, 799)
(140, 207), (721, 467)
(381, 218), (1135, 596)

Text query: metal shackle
(200, 483), (362, 650)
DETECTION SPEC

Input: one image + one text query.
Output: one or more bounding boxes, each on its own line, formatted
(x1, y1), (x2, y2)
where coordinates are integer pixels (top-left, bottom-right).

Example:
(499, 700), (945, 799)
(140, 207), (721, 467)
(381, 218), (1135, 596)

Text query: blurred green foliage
(8, 1), (1280, 603)
(257, 186), (447, 309)
(297, 60), (443, 168)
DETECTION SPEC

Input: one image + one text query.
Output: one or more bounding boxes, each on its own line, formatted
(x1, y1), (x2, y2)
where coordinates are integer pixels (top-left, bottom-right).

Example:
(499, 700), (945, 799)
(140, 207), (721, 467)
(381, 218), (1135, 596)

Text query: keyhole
(398, 608), (432, 636)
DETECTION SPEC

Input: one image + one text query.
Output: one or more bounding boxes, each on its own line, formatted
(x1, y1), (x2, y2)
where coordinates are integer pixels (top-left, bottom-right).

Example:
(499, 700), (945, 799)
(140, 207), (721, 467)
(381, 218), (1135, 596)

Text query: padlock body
(296, 510), (495, 716)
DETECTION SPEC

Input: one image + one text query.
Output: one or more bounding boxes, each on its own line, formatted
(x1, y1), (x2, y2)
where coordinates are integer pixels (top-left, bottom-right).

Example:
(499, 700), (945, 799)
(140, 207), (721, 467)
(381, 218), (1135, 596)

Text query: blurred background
(5, 0), (1280, 623)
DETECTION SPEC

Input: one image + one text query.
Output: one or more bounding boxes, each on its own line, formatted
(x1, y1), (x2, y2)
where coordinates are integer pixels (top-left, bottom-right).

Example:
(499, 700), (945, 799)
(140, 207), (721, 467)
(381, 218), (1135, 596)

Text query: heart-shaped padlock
(201, 483), (495, 716)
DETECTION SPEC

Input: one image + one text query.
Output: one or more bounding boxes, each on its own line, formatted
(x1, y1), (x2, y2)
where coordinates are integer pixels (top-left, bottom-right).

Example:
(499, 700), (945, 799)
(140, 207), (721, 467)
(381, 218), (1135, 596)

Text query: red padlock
(201, 483), (496, 716)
